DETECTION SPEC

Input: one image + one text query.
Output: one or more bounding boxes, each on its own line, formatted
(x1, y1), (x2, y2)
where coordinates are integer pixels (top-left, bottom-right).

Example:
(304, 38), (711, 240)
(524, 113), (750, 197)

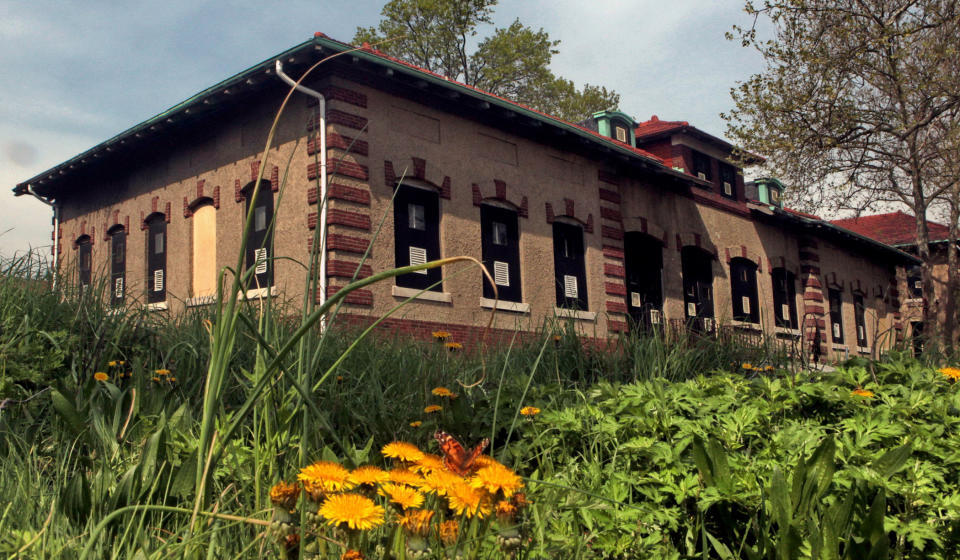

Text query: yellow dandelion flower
(387, 468), (425, 487)
(519, 406), (541, 416)
(397, 509), (434, 537)
(445, 341), (463, 350)
(348, 465), (389, 487)
(939, 367), (960, 381)
(169, 377), (177, 382)
(298, 461), (355, 499)
(431, 386), (456, 398)
(446, 480), (491, 518)
(93, 372), (109, 382)
(156, 369), (170, 376)
(765, 365), (775, 371)
(432, 330), (451, 340)
(340, 550), (365, 560)
(118, 360), (125, 366)
(438, 519), (459, 545)
(108, 361), (118, 367)
(741, 363), (754, 371)
(472, 454), (499, 469)
(552, 334), (562, 342)
(381, 441), (425, 463)
(269, 480), (300, 511)
(424, 405), (443, 414)
(470, 462), (523, 498)
(851, 388), (875, 398)
(378, 482), (425, 510)
(419, 468), (463, 496)
(409, 420), (422, 428)
(318, 493), (385, 531)
(411, 453), (445, 474)
(495, 499), (517, 520)
(151, 376), (161, 382)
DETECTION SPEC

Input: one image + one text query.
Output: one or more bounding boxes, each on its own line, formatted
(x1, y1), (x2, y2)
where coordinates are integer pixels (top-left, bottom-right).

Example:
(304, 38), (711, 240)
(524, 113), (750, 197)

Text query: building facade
(13, 33), (918, 359)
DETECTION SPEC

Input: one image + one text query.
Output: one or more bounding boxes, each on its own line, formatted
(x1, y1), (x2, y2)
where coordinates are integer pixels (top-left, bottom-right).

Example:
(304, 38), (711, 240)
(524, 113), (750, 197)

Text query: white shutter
(723, 181), (732, 196)
(741, 296), (751, 315)
(687, 302), (697, 317)
(114, 277), (124, 299)
(409, 246), (428, 274)
(563, 275), (578, 299)
(649, 309), (662, 324)
(630, 292), (642, 308)
(153, 269), (164, 292)
(615, 126), (627, 143)
(833, 323), (841, 339)
(703, 317), (714, 331)
(857, 325), (865, 340)
(493, 261), (510, 287)
(781, 304), (790, 320)
(697, 172), (707, 180)
(254, 248), (268, 274)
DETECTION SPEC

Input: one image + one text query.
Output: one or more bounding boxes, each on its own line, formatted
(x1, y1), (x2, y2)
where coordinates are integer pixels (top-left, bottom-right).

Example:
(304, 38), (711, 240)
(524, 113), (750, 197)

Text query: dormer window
(587, 110), (637, 147)
(692, 151), (712, 182)
(719, 162), (737, 199)
(613, 123), (628, 143)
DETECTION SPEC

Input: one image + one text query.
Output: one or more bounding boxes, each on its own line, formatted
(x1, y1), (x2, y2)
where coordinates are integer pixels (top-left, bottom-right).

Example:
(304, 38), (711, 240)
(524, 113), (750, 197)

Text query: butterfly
(433, 430), (489, 476)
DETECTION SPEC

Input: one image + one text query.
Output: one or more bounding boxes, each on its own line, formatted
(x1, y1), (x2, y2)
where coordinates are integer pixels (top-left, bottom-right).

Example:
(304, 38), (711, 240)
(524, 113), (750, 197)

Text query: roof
(634, 115), (689, 138)
(830, 211), (952, 247)
(633, 115), (764, 165)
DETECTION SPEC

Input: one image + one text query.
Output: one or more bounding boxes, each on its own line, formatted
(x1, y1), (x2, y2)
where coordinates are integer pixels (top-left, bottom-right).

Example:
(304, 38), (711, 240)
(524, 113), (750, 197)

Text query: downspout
(26, 185), (58, 288)
(275, 61), (327, 321)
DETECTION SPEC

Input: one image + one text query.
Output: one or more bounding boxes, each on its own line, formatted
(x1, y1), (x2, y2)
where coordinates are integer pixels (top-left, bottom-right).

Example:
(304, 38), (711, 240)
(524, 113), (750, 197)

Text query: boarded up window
(192, 203), (217, 298)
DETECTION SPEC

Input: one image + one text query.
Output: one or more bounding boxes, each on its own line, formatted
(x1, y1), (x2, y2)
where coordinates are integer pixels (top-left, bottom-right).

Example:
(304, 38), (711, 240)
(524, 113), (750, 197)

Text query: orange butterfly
(433, 430), (489, 476)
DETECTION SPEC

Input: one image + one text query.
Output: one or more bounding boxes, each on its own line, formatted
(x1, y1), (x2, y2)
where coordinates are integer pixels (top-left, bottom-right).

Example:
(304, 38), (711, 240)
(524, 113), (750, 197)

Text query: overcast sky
(0, 0), (764, 259)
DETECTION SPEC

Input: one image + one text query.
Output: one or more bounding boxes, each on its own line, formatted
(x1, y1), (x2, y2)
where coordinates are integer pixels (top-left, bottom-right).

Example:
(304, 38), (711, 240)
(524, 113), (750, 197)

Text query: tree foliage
(355, 0), (619, 121)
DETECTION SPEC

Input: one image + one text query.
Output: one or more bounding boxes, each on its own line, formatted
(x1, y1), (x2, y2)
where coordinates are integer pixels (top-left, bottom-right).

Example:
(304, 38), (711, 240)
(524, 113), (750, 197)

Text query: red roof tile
(829, 211), (951, 246)
(634, 115), (688, 139)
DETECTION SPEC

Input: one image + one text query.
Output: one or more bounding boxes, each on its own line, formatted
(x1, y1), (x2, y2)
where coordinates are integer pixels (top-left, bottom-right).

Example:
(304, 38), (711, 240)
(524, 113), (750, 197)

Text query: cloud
(4, 142), (38, 167)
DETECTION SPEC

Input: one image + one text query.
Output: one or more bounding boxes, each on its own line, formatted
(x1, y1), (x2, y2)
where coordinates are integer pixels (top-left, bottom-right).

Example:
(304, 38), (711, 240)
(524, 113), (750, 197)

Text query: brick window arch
(394, 182), (442, 291)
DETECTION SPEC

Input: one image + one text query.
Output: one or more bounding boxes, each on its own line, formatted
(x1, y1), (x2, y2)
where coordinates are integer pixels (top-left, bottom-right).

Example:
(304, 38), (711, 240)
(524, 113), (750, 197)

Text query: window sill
(240, 286), (278, 300)
(479, 298), (529, 313)
(904, 298), (923, 305)
(775, 326), (801, 337)
(186, 295), (216, 307)
(147, 301), (168, 311)
(731, 320), (762, 332)
(553, 307), (596, 322)
(831, 344), (848, 355)
(392, 285), (452, 303)
(857, 346), (871, 355)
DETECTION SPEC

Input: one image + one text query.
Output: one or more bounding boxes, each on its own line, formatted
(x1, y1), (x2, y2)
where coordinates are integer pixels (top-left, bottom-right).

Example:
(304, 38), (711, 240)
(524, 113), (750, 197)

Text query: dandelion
(341, 550), (364, 560)
(438, 520), (459, 545)
(348, 465), (389, 487)
(519, 406), (540, 416)
(397, 509), (434, 537)
(387, 468), (425, 487)
(409, 420), (422, 428)
(419, 469), (462, 496)
(741, 363), (754, 371)
(382, 441), (425, 463)
(765, 365), (775, 371)
(851, 388), (875, 398)
(156, 369), (170, 376)
(552, 334), (562, 342)
(495, 499), (517, 520)
(169, 377), (177, 382)
(108, 361), (118, 367)
(470, 463), (523, 498)
(432, 330), (451, 340)
(940, 367), (960, 381)
(269, 480), (300, 511)
(298, 461), (355, 499)
(431, 386), (456, 398)
(378, 482), (425, 510)
(318, 493), (385, 531)
(412, 453), (445, 475)
(93, 372), (109, 382)
(424, 405), (442, 414)
(151, 376), (161, 382)
(445, 341), (463, 351)
(446, 480), (491, 518)
(511, 492), (530, 508)
(472, 454), (499, 469)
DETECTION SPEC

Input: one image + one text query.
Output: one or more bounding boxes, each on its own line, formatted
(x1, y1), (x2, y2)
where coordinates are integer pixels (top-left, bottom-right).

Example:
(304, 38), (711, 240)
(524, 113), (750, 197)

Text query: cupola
(750, 178), (785, 208)
(589, 110), (637, 146)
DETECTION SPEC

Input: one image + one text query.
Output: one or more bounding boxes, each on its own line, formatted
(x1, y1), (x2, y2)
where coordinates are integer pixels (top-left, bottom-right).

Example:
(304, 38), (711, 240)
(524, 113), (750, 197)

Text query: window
(481, 205), (521, 302)
(77, 236), (92, 290)
(730, 258), (759, 323)
(771, 268), (798, 329)
(192, 202), (217, 298)
(681, 246), (715, 332)
(243, 181), (273, 290)
(719, 162), (737, 199)
(612, 122), (628, 143)
(692, 151), (712, 182)
(109, 227), (126, 306)
(906, 266), (923, 298)
(146, 215), (166, 303)
(854, 293), (868, 347)
(553, 221), (587, 309)
(828, 288), (844, 343)
(624, 232), (663, 329)
(394, 184), (441, 291)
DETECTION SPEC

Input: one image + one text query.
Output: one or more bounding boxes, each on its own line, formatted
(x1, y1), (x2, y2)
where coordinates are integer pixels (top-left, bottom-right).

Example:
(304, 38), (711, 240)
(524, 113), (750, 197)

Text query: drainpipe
(275, 60), (327, 320)
(25, 185), (58, 288)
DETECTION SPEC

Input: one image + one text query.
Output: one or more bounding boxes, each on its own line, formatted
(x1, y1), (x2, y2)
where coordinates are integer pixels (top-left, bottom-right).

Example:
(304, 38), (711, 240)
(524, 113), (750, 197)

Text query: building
(12, 33), (919, 359)
(830, 211), (957, 351)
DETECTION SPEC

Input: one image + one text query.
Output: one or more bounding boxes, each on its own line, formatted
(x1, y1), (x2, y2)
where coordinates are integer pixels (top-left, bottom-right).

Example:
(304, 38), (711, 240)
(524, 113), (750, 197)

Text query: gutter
(774, 208), (921, 265)
(275, 60), (328, 322)
(25, 185), (59, 286)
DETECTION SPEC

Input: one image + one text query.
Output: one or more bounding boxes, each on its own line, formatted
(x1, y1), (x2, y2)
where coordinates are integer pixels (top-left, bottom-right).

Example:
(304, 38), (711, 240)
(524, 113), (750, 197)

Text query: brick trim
(326, 233), (371, 255)
(622, 217), (668, 246)
(602, 245), (625, 260)
(321, 109), (368, 131)
(140, 197), (171, 229)
(327, 259), (373, 279)
(604, 282), (627, 296)
(384, 157), (452, 199)
(308, 183), (371, 206)
(311, 160), (369, 181)
(323, 285), (373, 306)
(604, 263), (625, 278)
(598, 170), (620, 186)
(471, 180), (529, 218)
(309, 85), (368, 108)
(309, 133), (369, 156)
(598, 188), (621, 204)
(606, 300), (627, 313)
(104, 212), (130, 240)
(724, 245), (764, 272)
(308, 209), (372, 231)
(675, 231), (717, 257)
(545, 198), (594, 233)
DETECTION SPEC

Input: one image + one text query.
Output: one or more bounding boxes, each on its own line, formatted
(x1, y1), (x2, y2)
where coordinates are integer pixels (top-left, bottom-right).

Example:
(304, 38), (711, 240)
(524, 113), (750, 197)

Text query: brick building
(12, 33), (919, 359)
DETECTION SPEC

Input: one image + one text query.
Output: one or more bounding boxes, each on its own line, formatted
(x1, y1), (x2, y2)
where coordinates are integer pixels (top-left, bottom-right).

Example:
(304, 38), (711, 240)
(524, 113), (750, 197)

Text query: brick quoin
(598, 170), (620, 186)
(602, 245), (625, 260)
(308, 184), (371, 206)
(309, 161), (369, 181)
(604, 263), (625, 278)
(598, 188), (621, 204)
(326, 259), (373, 279)
(804, 305), (825, 315)
(601, 225), (624, 241)
(804, 317), (826, 329)
(606, 300), (627, 313)
(600, 207), (622, 222)
(327, 209), (371, 231)
(309, 134), (369, 156)
(323, 109), (368, 131)
(803, 292), (824, 302)
(309, 86), (368, 108)
(327, 234), (371, 255)
(323, 285), (373, 306)
(608, 320), (629, 333)
(605, 282), (627, 297)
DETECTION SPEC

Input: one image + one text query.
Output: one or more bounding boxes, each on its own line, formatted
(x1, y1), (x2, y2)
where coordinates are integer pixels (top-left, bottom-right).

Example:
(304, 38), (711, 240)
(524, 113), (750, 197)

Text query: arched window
(853, 292), (868, 347)
(553, 221), (587, 309)
(108, 226), (126, 306)
(480, 203), (521, 302)
(624, 232), (663, 329)
(145, 214), (166, 303)
(76, 235), (92, 290)
(243, 181), (273, 290)
(394, 183), (441, 291)
(681, 246), (714, 332)
(730, 257), (759, 324)
(191, 202), (217, 299)
(828, 288), (844, 343)
(771, 267), (798, 329)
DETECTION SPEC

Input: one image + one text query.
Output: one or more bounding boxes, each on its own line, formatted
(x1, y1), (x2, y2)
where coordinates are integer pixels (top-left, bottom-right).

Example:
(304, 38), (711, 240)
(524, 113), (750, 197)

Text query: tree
(724, 0), (960, 346)
(354, 0), (619, 122)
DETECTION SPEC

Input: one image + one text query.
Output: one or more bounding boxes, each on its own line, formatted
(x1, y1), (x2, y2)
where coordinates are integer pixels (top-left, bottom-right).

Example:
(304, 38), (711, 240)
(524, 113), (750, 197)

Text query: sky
(0, 0), (765, 259)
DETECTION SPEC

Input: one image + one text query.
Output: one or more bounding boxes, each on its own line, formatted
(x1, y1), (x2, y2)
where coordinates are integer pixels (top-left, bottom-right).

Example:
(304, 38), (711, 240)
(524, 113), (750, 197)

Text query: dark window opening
(730, 258), (759, 323)
(681, 246), (715, 332)
(243, 181), (274, 290)
(719, 162), (737, 199)
(146, 215), (166, 303)
(109, 228), (126, 307)
(906, 266), (923, 298)
(77, 236), (92, 290)
(854, 293), (868, 347)
(624, 232), (663, 330)
(828, 288), (844, 343)
(911, 321), (925, 356)
(692, 151), (712, 182)
(394, 184), (441, 291)
(772, 268), (798, 329)
(481, 205), (521, 302)
(553, 222), (587, 309)
(611, 119), (629, 144)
